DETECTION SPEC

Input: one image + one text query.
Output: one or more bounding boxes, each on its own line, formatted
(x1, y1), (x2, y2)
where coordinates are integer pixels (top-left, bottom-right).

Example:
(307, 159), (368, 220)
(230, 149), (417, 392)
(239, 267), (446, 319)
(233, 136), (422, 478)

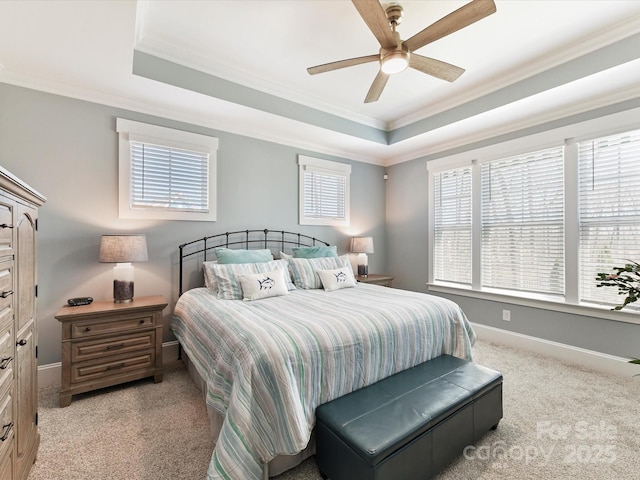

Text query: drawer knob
(0, 422), (12, 442)
(106, 343), (125, 351)
(139, 319), (145, 325)
(16, 339), (27, 347)
(0, 357), (12, 370)
(0, 290), (13, 299)
(0, 224), (13, 230)
(106, 363), (125, 371)
(85, 327), (91, 332)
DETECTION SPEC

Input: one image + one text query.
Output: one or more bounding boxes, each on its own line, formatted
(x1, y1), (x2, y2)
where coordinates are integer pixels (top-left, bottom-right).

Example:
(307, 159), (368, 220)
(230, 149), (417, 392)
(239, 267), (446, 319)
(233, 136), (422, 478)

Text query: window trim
(116, 118), (218, 221)
(427, 282), (640, 325)
(298, 155), (351, 226)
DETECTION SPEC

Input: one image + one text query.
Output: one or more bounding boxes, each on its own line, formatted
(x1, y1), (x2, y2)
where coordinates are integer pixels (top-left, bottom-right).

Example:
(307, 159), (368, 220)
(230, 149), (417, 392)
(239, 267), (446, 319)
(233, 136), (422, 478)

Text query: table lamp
(99, 234), (148, 303)
(350, 236), (374, 277)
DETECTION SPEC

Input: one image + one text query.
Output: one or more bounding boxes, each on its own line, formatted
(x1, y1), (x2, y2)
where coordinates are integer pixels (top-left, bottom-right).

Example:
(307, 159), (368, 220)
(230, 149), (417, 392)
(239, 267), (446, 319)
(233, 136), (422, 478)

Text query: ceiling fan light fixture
(381, 50), (409, 75)
(307, 0), (497, 102)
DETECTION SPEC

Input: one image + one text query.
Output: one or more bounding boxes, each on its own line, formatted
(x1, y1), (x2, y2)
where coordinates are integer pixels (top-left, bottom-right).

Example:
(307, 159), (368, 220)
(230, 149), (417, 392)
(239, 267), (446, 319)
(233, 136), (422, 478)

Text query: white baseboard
(472, 322), (639, 378)
(38, 362), (62, 389)
(38, 340), (181, 389)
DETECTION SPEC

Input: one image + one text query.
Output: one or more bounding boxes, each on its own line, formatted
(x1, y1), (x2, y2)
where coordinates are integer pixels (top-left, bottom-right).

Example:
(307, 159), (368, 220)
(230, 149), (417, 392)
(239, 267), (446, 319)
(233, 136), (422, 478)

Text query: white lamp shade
(99, 234), (149, 263)
(99, 234), (148, 303)
(350, 237), (374, 254)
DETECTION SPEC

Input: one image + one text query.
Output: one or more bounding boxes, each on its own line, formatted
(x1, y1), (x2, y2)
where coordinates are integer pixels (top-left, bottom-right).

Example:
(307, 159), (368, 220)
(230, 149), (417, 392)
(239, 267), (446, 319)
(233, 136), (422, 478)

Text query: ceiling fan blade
(404, 0), (496, 52)
(352, 0), (397, 50)
(410, 54), (465, 82)
(307, 54), (379, 75)
(364, 71), (389, 103)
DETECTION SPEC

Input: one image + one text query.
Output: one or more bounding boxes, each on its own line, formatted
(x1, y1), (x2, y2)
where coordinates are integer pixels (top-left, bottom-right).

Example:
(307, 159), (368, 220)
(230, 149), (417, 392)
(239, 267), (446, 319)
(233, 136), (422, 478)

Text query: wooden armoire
(0, 167), (45, 480)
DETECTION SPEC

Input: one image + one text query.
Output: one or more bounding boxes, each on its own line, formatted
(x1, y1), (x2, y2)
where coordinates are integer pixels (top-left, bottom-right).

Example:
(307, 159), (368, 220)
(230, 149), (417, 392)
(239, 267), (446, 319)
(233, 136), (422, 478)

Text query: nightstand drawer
(71, 331), (155, 363)
(71, 314), (155, 339)
(0, 390), (13, 461)
(71, 351), (155, 384)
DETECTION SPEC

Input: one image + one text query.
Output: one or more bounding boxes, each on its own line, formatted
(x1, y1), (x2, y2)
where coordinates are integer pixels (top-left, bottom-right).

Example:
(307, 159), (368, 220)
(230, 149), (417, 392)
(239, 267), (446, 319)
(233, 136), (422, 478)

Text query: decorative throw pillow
(214, 247), (274, 264)
(208, 259), (295, 300)
(316, 267), (357, 292)
(279, 251), (292, 260)
(238, 268), (289, 301)
(288, 255), (352, 289)
(291, 245), (338, 258)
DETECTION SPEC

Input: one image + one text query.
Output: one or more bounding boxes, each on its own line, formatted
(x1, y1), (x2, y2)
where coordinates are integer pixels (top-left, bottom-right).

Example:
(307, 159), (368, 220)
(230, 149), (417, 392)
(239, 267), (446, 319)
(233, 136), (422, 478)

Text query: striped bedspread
(171, 284), (476, 480)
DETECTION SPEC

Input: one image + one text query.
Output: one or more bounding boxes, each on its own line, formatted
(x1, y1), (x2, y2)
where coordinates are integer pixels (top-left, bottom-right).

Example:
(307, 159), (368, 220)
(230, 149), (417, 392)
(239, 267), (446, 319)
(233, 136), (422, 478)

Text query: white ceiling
(1, 0), (640, 166)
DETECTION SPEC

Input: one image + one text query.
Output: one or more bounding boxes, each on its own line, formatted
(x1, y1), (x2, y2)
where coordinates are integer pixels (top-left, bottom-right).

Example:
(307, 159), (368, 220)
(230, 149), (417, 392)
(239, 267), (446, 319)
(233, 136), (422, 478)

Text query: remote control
(67, 297), (93, 307)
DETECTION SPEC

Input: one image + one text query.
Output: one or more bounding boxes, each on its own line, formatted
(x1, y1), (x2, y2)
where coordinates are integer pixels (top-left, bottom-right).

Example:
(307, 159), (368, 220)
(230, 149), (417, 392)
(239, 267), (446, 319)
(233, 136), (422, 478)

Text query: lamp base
(357, 265), (369, 277)
(112, 263), (135, 303)
(113, 279), (134, 303)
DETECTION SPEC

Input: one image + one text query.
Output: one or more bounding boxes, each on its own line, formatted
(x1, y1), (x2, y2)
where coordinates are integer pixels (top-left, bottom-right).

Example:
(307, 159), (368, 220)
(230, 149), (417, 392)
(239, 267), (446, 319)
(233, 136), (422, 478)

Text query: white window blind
(130, 140), (209, 212)
(578, 128), (640, 306)
(433, 167), (472, 285)
(303, 169), (346, 219)
(298, 155), (351, 226)
(481, 147), (565, 295)
(116, 118), (218, 222)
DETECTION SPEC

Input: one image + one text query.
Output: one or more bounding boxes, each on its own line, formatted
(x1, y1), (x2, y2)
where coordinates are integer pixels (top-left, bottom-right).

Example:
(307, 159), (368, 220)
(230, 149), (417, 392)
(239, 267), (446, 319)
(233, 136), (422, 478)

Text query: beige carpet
(28, 339), (640, 480)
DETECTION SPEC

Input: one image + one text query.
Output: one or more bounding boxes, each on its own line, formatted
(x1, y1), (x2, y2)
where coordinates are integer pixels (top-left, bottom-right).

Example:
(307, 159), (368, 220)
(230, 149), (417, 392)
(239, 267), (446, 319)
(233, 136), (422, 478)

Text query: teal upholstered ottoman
(315, 355), (503, 480)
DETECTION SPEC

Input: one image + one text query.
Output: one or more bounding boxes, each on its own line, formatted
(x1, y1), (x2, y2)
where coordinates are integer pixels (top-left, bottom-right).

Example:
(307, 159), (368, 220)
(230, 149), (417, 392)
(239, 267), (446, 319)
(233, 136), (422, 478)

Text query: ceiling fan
(307, 0), (497, 103)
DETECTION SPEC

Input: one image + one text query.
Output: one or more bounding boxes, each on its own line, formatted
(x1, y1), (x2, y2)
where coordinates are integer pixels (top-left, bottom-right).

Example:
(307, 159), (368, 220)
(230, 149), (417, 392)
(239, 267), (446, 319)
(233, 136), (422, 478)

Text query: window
(433, 166), (472, 285)
(481, 147), (564, 295)
(117, 118), (218, 221)
(578, 129), (640, 305)
(298, 155), (351, 226)
(429, 126), (640, 312)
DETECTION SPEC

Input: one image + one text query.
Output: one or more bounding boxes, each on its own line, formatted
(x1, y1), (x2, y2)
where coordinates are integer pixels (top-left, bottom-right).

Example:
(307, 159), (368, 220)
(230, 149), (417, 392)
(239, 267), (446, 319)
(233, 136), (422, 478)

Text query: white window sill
(426, 282), (640, 326)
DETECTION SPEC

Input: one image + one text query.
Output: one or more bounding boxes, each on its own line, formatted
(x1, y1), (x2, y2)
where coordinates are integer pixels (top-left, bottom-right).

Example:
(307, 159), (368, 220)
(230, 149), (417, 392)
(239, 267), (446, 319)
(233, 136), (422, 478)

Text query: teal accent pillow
(291, 245), (338, 258)
(214, 248), (274, 264)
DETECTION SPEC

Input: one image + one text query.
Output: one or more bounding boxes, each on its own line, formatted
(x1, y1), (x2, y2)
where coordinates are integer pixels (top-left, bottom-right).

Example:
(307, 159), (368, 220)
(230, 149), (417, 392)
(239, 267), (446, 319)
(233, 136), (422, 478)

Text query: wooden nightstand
(55, 295), (167, 407)
(355, 274), (394, 287)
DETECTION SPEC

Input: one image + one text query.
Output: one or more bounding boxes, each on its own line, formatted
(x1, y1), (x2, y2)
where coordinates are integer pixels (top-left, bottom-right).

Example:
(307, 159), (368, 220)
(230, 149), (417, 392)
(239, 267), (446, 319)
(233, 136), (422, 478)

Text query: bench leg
(319, 470), (328, 480)
(491, 421), (500, 430)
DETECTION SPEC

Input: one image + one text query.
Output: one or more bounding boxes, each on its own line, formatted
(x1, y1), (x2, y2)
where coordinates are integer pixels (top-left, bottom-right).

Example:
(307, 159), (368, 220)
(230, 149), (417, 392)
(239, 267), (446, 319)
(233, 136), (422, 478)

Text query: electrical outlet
(502, 309), (511, 321)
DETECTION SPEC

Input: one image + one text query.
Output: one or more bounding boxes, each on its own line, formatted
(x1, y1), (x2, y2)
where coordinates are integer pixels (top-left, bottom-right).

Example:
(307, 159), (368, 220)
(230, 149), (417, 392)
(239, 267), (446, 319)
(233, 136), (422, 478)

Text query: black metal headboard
(178, 228), (330, 295)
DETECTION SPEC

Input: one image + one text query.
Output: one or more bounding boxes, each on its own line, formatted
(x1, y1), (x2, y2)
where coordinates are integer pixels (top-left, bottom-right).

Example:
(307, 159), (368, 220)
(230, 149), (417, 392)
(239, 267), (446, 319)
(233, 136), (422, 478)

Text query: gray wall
(0, 83), (387, 365)
(3, 80), (637, 366)
(385, 131), (640, 360)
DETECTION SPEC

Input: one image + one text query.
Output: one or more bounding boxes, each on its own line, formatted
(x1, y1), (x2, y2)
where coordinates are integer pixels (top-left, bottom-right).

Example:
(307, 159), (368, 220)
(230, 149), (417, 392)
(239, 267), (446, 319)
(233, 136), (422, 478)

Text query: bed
(171, 229), (477, 480)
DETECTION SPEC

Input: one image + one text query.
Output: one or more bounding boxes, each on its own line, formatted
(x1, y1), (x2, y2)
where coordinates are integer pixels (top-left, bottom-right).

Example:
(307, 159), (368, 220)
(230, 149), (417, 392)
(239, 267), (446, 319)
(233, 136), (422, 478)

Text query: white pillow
(287, 255), (352, 289)
(238, 268), (289, 301)
(316, 267), (357, 292)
